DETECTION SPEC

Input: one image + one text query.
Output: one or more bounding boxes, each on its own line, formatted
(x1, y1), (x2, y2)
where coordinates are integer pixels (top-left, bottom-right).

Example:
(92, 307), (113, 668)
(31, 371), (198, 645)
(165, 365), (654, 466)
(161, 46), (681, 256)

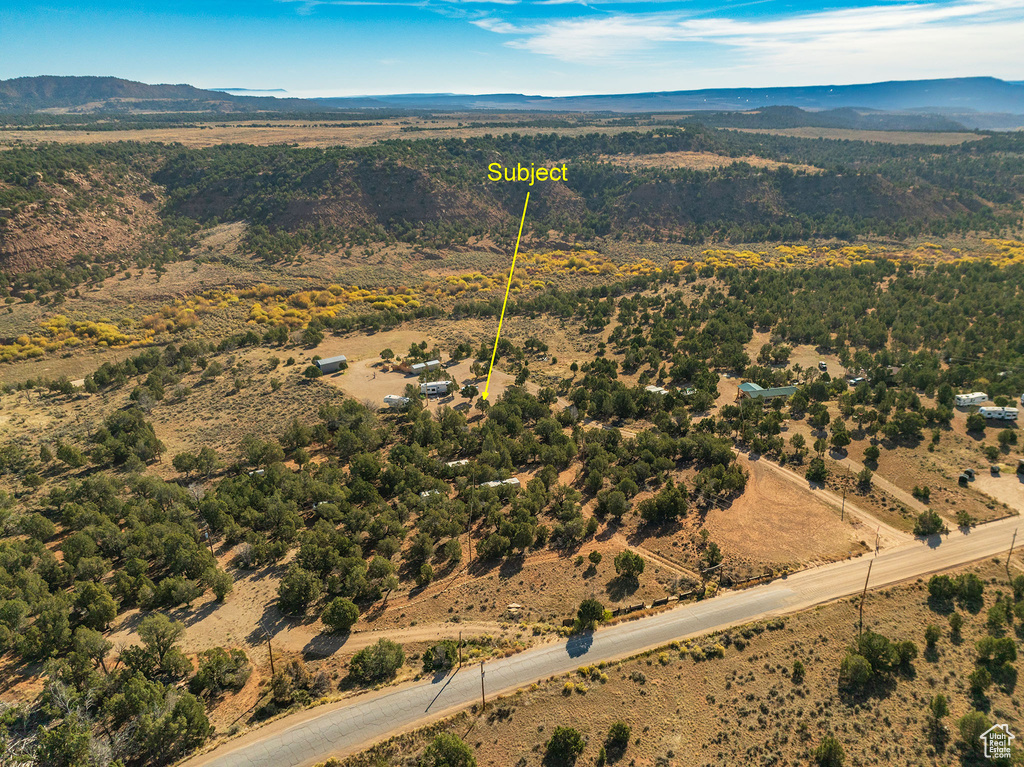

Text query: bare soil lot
(599, 151), (819, 174)
(704, 454), (867, 567)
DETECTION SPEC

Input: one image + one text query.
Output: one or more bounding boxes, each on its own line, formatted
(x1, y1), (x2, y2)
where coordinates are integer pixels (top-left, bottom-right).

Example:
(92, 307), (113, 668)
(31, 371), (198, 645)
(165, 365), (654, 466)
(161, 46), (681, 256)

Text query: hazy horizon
(2, 0), (1023, 97)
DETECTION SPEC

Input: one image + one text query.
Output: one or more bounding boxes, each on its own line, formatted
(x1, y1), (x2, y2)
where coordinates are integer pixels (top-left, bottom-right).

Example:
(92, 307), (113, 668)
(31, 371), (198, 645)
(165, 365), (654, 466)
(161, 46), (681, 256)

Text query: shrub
(856, 467), (872, 489)
(924, 624), (940, 648)
(814, 736), (844, 767)
(190, 647), (251, 696)
(606, 721), (630, 751)
(417, 563), (434, 587)
(613, 550), (645, 578)
(838, 652), (872, 691)
(277, 566), (323, 615)
(349, 639), (405, 683)
(948, 612), (964, 639)
(577, 599), (605, 629)
(546, 726), (585, 765)
(418, 733), (476, 767)
(969, 667), (992, 695)
(422, 640), (458, 672)
(928, 574), (956, 601)
(958, 710), (992, 753)
(913, 510), (946, 537)
(322, 598), (359, 634)
(806, 457), (828, 483)
(792, 659), (805, 683)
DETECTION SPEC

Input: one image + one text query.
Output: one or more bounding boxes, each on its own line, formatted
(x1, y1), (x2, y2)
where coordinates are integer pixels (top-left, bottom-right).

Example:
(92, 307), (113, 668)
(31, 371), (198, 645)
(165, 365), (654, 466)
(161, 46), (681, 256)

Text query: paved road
(183, 516), (1020, 767)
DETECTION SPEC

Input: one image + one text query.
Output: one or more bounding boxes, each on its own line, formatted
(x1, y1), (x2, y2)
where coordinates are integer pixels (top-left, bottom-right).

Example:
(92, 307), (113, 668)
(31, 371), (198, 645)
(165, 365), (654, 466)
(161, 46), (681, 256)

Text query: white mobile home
(315, 355), (347, 374)
(383, 394), (410, 409)
(481, 478), (520, 489)
(420, 380), (451, 396)
(644, 385), (669, 396)
(979, 406), (1018, 421)
(956, 392), (987, 407)
(409, 359), (442, 376)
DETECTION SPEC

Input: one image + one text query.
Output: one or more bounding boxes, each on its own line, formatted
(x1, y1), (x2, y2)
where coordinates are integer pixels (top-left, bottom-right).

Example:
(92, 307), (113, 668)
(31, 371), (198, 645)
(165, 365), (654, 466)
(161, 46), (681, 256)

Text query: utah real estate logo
(980, 723), (1014, 759)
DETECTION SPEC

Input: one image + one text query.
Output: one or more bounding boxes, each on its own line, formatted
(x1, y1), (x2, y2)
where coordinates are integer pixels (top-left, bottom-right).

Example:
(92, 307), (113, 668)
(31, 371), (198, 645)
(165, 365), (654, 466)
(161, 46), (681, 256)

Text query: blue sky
(1, 0), (1022, 95)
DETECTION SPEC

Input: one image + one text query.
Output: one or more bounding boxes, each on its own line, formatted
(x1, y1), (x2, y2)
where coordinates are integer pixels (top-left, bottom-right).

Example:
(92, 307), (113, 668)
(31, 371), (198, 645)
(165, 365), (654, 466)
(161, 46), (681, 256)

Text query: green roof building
(737, 381), (798, 400)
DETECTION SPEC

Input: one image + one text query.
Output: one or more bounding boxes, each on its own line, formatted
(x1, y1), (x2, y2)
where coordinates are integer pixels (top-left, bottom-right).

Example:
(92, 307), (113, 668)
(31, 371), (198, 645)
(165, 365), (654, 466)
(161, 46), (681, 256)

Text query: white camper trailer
(420, 380), (451, 396)
(383, 395), (410, 409)
(979, 406), (1018, 421)
(955, 392), (988, 407)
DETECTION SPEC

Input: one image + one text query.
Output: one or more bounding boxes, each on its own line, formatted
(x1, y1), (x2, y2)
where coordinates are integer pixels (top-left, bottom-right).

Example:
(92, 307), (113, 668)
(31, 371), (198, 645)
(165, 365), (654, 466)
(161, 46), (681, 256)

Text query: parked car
(818, 361), (827, 371)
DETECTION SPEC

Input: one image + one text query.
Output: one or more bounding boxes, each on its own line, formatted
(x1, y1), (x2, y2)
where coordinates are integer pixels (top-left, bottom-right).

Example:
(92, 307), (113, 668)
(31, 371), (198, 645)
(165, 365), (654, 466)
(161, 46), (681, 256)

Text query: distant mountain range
(1, 75), (1022, 128)
(317, 77), (1024, 115)
(0, 75), (327, 113)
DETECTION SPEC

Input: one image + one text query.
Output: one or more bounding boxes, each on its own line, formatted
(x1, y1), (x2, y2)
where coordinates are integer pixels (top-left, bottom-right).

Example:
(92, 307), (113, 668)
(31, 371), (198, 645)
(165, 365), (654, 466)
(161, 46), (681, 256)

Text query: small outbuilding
(315, 355), (348, 374)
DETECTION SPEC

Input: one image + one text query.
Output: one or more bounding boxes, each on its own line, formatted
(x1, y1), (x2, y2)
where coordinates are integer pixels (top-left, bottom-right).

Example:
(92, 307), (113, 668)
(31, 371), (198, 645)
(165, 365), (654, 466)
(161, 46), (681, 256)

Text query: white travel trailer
(420, 380), (451, 396)
(979, 406), (1018, 421)
(383, 394), (410, 409)
(955, 392), (988, 407)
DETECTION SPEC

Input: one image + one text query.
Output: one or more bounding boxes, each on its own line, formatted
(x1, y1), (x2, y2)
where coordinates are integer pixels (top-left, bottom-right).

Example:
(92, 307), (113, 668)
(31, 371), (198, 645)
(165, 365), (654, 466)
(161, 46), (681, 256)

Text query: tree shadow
(838, 674), (898, 705)
(245, 601), (292, 644)
(175, 598), (220, 627)
(302, 632), (351, 660)
(499, 557), (525, 579)
(605, 575), (639, 601)
(565, 632), (594, 659)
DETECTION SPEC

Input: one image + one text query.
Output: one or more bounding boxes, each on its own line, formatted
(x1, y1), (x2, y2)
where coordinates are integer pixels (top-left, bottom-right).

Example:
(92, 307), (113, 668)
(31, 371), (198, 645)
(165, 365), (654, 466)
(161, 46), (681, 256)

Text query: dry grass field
(0, 118), (689, 150)
(598, 151), (820, 174)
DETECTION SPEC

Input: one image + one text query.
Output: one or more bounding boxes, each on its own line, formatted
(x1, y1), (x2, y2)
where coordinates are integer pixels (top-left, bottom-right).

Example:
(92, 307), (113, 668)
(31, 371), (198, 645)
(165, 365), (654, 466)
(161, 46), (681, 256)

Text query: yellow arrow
(482, 192), (530, 400)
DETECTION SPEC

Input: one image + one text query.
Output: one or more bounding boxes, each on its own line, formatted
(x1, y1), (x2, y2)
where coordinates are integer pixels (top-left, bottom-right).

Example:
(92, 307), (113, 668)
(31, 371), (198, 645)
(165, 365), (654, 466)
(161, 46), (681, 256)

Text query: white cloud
(471, 0), (1024, 83)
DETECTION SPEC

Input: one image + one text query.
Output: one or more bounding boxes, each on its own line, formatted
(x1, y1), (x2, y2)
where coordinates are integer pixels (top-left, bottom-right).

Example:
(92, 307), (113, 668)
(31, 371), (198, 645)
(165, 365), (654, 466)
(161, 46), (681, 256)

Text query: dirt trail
(610, 534), (701, 582)
(834, 453), (933, 516)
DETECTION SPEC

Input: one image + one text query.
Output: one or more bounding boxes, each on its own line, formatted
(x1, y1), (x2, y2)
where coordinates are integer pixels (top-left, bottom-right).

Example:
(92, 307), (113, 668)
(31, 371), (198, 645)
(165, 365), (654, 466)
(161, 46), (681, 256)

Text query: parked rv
(955, 392), (988, 407)
(979, 406), (1018, 421)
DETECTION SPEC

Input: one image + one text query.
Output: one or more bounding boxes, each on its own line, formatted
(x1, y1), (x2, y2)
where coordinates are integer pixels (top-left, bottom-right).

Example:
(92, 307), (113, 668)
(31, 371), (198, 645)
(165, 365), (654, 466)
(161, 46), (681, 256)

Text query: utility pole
(459, 631), (463, 668)
(1007, 527), (1018, 572)
(875, 526), (880, 555)
(841, 489), (846, 521)
(260, 620), (275, 676)
(859, 560), (873, 636)
(479, 661), (486, 711)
